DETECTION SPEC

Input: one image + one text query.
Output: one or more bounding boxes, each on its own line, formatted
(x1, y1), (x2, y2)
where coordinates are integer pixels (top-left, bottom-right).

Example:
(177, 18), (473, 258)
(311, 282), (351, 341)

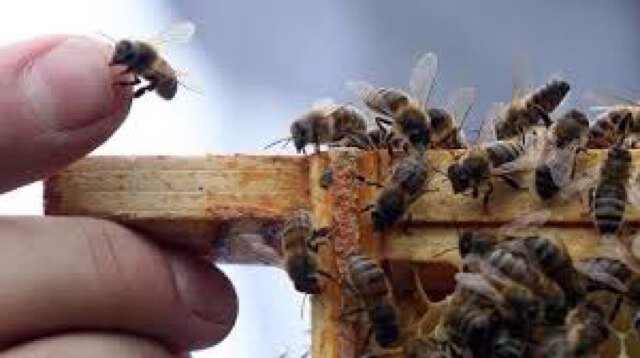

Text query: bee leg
(133, 81), (157, 98)
(472, 186), (479, 198)
(359, 326), (374, 356)
(482, 183), (494, 215)
(339, 306), (367, 321)
(608, 295), (624, 323)
(498, 174), (525, 191)
(379, 126), (396, 161)
(352, 173), (384, 188)
(114, 76), (141, 87)
(402, 213), (414, 235)
(587, 187), (595, 215)
(315, 269), (343, 289)
(307, 227), (333, 251)
(345, 133), (371, 151)
(376, 116), (393, 127)
(360, 204), (375, 213)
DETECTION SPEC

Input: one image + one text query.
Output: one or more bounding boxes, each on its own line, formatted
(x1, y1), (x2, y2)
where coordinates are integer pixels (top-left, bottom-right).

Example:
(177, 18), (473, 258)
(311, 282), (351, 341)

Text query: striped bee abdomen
(593, 182), (627, 237)
(528, 79), (570, 113)
(486, 140), (525, 168)
(347, 254), (390, 299)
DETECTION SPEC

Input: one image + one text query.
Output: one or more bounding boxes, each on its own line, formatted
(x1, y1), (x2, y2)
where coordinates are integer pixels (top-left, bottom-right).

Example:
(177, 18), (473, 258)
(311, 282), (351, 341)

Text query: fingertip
(0, 35), (133, 192)
(18, 35), (131, 130)
(168, 254), (239, 349)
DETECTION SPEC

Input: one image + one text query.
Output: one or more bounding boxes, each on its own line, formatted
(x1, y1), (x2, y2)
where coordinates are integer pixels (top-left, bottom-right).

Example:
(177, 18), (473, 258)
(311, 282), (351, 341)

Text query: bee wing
(174, 70), (204, 94)
(454, 271), (504, 304)
(345, 80), (393, 117)
(511, 53), (532, 101)
(584, 90), (639, 107)
(147, 21), (196, 49)
(408, 52), (438, 108)
(613, 237), (640, 275)
(444, 87), (476, 130)
(475, 102), (503, 144)
(556, 162), (599, 203)
(574, 260), (629, 293)
(309, 98), (343, 116)
(542, 143), (580, 188)
(491, 132), (543, 174)
(627, 180), (640, 209)
(498, 210), (550, 237)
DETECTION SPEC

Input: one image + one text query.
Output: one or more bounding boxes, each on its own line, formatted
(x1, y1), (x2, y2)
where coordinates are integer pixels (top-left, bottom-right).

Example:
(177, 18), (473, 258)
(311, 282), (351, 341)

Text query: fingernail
(169, 254), (238, 326)
(21, 37), (113, 130)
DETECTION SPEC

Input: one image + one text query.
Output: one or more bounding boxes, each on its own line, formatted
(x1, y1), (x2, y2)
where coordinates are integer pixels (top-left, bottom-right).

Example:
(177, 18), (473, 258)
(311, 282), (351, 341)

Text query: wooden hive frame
(44, 149), (640, 357)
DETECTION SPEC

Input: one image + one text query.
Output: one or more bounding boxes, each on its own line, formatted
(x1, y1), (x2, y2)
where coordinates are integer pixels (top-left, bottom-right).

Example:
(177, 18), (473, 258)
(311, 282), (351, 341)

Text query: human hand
(0, 36), (237, 357)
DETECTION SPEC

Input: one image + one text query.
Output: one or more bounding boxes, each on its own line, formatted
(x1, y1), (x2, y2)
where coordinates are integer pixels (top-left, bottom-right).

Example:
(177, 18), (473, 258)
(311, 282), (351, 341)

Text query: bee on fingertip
(108, 21), (199, 100)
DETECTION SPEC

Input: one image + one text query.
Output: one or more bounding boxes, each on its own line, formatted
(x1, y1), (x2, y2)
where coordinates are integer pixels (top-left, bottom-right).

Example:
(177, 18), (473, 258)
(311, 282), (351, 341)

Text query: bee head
(608, 145), (631, 162)
(427, 108), (450, 131)
(447, 163), (470, 193)
(567, 109), (589, 128)
(458, 231), (494, 258)
(110, 40), (137, 67)
(458, 231), (475, 257)
(290, 120), (310, 153)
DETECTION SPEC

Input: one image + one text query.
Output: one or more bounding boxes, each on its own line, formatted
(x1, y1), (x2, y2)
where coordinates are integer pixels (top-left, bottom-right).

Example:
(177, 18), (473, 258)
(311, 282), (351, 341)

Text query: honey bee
(109, 21), (197, 100)
(452, 270), (538, 356)
(588, 145), (640, 240)
(575, 257), (633, 297)
(442, 295), (500, 357)
(331, 126), (410, 158)
(280, 209), (332, 294)
(343, 250), (400, 348)
(265, 100), (368, 154)
(587, 115), (617, 149)
(575, 256), (640, 328)
(347, 52), (438, 153)
(533, 110), (590, 200)
(589, 91), (640, 148)
(358, 152), (430, 233)
(535, 300), (610, 357)
(458, 213), (577, 321)
(428, 87), (476, 149)
(446, 118), (540, 211)
(492, 77), (570, 140)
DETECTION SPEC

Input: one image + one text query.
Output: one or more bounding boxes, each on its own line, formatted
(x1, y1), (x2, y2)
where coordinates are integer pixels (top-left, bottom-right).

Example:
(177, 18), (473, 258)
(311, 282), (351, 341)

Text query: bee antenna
(264, 137), (292, 150)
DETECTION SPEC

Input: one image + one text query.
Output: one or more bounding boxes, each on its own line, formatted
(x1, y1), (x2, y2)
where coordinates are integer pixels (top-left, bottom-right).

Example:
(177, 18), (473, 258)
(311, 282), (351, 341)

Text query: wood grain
(45, 155), (309, 252)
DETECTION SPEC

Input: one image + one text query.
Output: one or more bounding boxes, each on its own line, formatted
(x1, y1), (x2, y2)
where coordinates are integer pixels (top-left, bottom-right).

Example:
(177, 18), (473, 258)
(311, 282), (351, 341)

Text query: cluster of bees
(267, 51), (640, 357)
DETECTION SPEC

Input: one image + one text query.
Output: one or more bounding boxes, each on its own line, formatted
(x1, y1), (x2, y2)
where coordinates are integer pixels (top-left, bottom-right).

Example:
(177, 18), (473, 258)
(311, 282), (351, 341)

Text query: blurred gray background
(177, 0), (640, 153)
(169, 1), (640, 357)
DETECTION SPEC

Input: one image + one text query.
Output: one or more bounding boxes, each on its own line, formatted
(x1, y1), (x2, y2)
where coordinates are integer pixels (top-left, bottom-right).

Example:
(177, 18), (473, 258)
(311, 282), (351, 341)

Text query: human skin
(0, 36), (237, 357)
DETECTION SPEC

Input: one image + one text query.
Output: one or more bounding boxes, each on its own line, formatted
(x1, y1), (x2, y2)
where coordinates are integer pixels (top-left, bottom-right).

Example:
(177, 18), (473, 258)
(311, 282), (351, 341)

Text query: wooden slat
(45, 155), (309, 251)
(406, 150), (640, 225)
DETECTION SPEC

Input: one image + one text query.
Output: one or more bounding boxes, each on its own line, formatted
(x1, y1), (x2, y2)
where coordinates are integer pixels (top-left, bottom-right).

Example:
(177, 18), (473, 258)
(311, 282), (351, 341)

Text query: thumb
(0, 35), (131, 193)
